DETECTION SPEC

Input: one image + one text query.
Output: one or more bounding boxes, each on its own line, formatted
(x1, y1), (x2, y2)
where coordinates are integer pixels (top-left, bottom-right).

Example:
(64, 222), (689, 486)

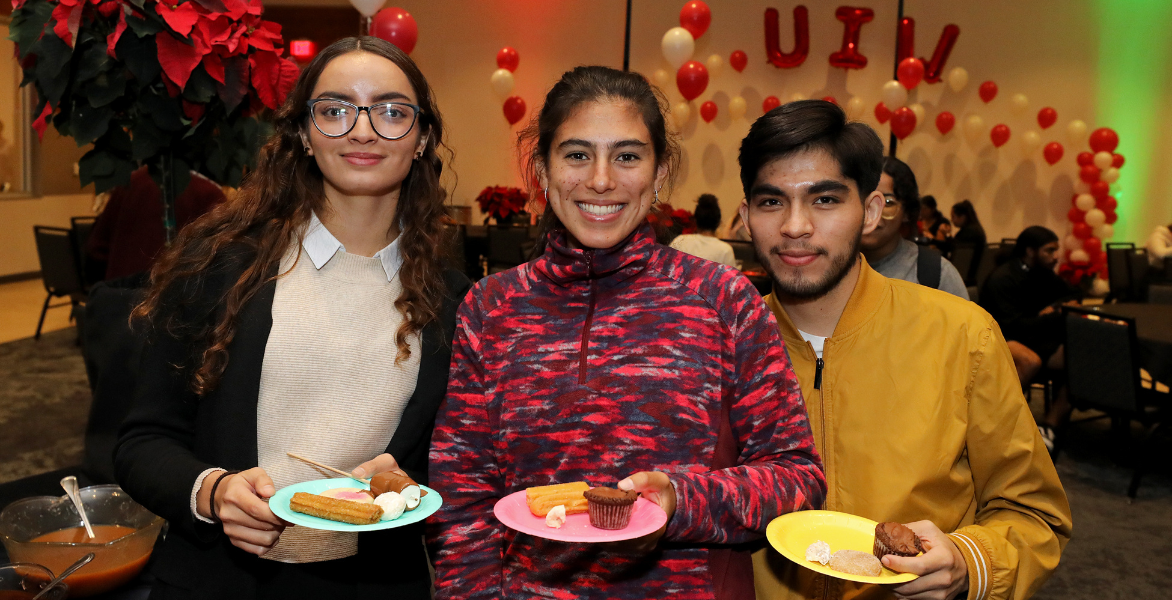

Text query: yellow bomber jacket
(754, 261), (1072, 600)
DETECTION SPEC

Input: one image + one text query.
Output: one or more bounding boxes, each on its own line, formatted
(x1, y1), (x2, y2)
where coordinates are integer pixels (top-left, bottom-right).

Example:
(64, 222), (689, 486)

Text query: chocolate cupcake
(873, 522), (924, 559)
(583, 487), (638, 530)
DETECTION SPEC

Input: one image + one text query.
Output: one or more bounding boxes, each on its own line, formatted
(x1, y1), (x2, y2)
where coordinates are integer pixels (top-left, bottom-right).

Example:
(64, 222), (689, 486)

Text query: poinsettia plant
(475, 185), (529, 223)
(8, 0), (298, 200)
(646, 204), (695, 243)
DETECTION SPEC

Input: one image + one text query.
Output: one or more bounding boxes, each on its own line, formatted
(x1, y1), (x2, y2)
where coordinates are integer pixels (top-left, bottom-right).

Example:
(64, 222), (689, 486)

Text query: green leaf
(215, 56), (248, 112)
(33, 34), (72, 106)
(70, 103), (114, 146)
(87, 71), (129, 108)
(78, 149), (116, 185)
(140, 90), (184, 132)
(118, 31), (160, 83)
(91, 156), (136, 194)
(182, 66), (217, 104)
(102, 124), (134, 154)
(75, 42), (111, 83)
(131, 119), (169, 161)
(9, 1), (55, 61)
(125, 13), (164, 38)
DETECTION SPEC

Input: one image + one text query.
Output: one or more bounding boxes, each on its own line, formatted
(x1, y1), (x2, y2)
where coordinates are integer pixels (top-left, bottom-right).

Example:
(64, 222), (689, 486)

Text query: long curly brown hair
(133, 37), (453, 396)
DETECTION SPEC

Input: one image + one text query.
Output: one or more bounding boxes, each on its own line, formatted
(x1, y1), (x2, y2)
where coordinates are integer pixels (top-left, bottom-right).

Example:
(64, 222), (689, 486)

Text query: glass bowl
(0, 563), (68, 599)
(0, 485), (163, 598)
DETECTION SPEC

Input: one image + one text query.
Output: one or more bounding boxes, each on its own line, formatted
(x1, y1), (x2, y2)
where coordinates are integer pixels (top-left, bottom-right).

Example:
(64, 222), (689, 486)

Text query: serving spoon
(31, 552), (94, 600)
(60, 476), (95, 539)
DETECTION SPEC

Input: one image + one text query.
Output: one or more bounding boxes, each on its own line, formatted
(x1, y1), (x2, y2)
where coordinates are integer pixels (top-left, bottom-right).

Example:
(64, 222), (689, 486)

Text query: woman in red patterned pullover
(428, 66), (826, 599)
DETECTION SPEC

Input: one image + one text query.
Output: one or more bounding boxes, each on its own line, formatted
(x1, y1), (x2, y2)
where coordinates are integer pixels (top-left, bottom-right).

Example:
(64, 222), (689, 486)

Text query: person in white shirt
(670, 193), (737, 267)
(1148, 223), (1172, 268)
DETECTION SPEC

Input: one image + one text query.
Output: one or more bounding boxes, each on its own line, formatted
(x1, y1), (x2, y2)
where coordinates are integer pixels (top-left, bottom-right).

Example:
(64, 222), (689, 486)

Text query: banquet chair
(1148, 285), (1172, 305)
(70, 216), (101, 290)
(1106, 243), (1135, 301)
(486, 225), (530, 275)
(973, 242), (1003, 290)
(950, 243), (977, 286)
(724, 239), (759, 269)
(1062, 306), (1167, 498)
(33, 225), (86, 341)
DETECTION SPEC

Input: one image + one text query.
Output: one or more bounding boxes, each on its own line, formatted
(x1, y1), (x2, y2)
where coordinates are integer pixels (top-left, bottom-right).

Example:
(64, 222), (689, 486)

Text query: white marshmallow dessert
(374, 491), (407, 521)
(545, 504), (567, 528)
(400, 484), (421, 510)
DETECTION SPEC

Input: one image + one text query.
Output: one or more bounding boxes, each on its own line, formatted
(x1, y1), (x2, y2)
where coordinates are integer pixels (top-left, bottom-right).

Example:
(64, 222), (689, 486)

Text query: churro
(525, 482), (590, 517)
(290, 492), (383, 525)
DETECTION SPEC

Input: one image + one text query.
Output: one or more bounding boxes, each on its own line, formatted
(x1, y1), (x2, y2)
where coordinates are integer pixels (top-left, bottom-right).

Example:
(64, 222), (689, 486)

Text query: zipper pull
(585, 250), (594, 276)
(814, 357), (824, 390)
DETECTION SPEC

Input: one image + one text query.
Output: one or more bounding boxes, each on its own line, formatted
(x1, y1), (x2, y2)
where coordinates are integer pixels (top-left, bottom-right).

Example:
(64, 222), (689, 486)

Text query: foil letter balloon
(828, 6), (874, 70)
(764, 6), (809, 69)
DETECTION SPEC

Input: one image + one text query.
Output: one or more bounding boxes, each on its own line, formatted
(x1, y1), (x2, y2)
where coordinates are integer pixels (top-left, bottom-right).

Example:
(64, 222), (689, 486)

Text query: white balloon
(909, 103), (925, 126)
(1073, 180), (1090, 195)
(1067, 119), (1088, 145)
(881, 80), (908, 108)
(349, 0), (385, 18)
(1093, 224), (1115, 240)
(1020, 130), (1041, 155)
(671, 101), (691, 128)
(1010, 93), (1030, 115)
(653, 69), (672, 89)
(705, 54), (723, 78)
(661, 27), (695, 69)
(728, 96), (747, 120)
(490, 69), (515, 99)
(1064, 235), (1082, 251)
(1069, 249), (1090, 264)
(1102, 167), (1121, 183)
(1084, 208), (1106, 227)
(1093, 151), (1114, 170)
(963, 114), (986, 144)
(948, 67), (969, 92)
(845, 96), (865, 120)
(790, 92), (807, 102)
(1075, 194), (1096, 211)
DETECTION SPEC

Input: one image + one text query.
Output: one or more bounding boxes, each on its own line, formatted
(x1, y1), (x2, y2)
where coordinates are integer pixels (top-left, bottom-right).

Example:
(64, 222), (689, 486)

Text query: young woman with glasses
(115, 37), (469, 598)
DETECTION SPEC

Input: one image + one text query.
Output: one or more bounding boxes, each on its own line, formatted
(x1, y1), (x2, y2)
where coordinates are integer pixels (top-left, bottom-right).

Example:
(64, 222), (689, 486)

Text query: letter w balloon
(764, 6), (809, 69)
(895, 17), (960, 83)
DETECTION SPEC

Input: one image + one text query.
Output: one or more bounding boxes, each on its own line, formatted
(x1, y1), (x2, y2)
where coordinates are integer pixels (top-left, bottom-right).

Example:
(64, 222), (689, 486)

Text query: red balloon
(1083, 237), (1102, 254)
(990, 124), (1010, 148)
(890, 107), (917, 140)
(503, 96), (526, 125)
(1112, 153), (1125, 168)
(1072, 222), (1092, 239)
(978, 81), (998, 103)
(1098, 196), (1118, 211)
(897, 57), (925, 89)
(936, 111), (955, 135)
(822, 96), (837, 104)
(765, 7), (809, 69)
(875, 102), (892, 124)
(729, 50), (748, 72)
(1090, 180), (1110, 199)
(679, 1), (712, 39)
(700, 101), (718, 123)
(1106, 210), (1118, 225)
(1037, 107), (1057, 129)
(1078, 164), (1100, 183)
(1076, 151), (1094, 166)
(1068, 207), (1086, 224)
(371, 7), (418, 54)
(496, 47), (519, 72)
(828, 6), (874, 69)
(763, 96), (781, 113)
(676, 61), (709, 101)
(1043, 142), (1064, 165)
(1088, 127), (1119, 153)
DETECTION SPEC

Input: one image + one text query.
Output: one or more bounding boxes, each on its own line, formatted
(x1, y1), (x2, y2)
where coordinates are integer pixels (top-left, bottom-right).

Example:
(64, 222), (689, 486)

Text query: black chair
(33, 225), (86, 340)
(486, 225), (530, 275)
(1106, 243), (1135, 301)
(1125, 247), (1151, 301)
(1149, 284), (1172, 305)
(723, 239), (758, 267)
(1062, 307), (1168, 498)
(950, 243), (978, 286)
(70, 216), (104, 289)
(974, 242), (1003, 291)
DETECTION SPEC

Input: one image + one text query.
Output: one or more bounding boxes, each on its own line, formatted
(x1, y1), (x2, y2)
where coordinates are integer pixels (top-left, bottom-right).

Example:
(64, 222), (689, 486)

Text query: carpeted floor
(0, 328), (1168, 598)
(0, 327), (91, 485)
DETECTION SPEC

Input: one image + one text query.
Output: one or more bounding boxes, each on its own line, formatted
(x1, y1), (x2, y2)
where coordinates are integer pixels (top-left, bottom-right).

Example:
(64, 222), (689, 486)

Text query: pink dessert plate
(493, 490), (667, 543)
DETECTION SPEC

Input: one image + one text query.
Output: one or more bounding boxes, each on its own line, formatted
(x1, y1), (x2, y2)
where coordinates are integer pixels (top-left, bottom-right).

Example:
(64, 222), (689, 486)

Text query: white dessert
(400, 484), (421, 510)
(805, 539), (831, 565)
(545, 504), (567, 528)
(374, 491), (407, 521)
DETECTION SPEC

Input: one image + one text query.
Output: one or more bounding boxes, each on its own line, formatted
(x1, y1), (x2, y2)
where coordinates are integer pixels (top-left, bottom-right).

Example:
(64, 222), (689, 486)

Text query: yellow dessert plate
(766, 510), (919, 584)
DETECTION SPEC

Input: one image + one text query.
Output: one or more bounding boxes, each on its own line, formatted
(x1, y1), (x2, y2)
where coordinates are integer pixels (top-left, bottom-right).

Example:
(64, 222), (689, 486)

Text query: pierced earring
(654, 188), (660, 204)
(414, 151), (423, 159)
(543, 188), (548, 202)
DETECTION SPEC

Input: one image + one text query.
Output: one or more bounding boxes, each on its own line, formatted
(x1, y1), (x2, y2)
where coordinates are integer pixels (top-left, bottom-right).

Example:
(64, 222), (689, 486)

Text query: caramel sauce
(25, 525), (150, 597)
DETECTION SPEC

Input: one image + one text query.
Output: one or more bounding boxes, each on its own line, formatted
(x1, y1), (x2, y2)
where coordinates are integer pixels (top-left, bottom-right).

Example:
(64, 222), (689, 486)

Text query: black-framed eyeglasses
(306, 99), (423, 140)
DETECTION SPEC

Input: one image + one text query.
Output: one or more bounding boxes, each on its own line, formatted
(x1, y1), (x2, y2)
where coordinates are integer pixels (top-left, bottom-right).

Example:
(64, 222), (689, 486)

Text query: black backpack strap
(917, 245), (943, 290)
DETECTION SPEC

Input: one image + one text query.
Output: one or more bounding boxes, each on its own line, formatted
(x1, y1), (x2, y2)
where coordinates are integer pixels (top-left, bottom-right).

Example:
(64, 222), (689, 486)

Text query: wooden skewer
(286, 452), (370, 484)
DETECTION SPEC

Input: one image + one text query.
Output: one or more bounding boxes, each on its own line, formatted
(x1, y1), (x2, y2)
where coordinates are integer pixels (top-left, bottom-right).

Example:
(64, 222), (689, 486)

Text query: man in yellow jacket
(738, 100), (1072, 600)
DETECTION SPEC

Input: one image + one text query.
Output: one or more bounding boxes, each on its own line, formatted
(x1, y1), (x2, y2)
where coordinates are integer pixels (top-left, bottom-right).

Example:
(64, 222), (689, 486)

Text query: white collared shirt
(302, 212), (403, 281)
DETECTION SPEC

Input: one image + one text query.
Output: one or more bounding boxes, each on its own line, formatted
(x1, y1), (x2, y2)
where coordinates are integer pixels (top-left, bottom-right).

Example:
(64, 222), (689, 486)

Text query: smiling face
(302, 51), (427, 201)
(740, 148), (883, 299)
(539, 100), (668, 249)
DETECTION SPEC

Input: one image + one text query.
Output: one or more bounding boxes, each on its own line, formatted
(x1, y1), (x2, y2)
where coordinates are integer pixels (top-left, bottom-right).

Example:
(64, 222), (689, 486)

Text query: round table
(1086, 303), (1172, 383)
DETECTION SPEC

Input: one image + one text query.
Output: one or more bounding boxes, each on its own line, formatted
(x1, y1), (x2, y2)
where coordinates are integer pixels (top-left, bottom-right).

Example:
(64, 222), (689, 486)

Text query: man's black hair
(882, 156), (919, 223)
(1013, 226), (1059, 258)
(738, 99), (884, 200)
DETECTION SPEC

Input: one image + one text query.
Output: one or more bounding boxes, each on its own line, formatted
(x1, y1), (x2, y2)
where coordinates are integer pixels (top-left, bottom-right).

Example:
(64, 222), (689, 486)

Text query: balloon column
(1060, 127), (1122, 287)
(660, 1), (716, 128)
(490, 47), (526, 125)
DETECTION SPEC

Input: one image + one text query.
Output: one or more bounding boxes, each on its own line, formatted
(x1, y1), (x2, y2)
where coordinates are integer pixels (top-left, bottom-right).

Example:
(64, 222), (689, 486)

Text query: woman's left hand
(618, 471), (676, 519)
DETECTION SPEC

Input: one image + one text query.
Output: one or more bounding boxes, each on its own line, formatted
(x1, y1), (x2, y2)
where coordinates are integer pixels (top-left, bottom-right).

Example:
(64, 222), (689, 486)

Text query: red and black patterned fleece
(429, 224), (825, 600)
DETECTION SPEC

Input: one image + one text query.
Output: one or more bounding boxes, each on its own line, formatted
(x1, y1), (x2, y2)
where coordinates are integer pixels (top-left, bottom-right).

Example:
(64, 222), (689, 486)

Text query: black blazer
(114, 243), (471, 594)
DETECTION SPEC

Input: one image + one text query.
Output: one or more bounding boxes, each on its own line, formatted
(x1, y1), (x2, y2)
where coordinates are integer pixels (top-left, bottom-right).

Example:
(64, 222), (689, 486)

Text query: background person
(919, 195), (952, 252)
(738, 100), (1071, 600)
(429, 66), (825, 600)
(670, 193), (737, 267)
(950, 199), (987, 282)
(115, 37), (470, 598)
(860, 157), (969, 299)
